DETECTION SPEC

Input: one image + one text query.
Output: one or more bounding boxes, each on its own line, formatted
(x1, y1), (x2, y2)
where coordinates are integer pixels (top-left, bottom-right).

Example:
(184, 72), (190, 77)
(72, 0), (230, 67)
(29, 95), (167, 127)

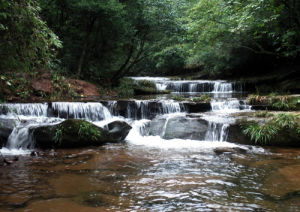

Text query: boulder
(32, 119), (131, 148)
(148, 115), (209, 140)
(105, 121), (132, 141)
(0, 118), (16, 146)
(183, 102), (211, 113)
(214, 147), (247, 155)
(227, 124), (252, 145)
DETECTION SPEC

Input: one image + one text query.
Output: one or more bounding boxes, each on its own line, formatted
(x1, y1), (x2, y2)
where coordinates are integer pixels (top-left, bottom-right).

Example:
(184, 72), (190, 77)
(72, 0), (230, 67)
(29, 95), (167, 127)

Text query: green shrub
(273, 113), (298, 129)
(242, 122), (279, 144)
(51, 72), (77, 100)
(191, 94), (211, 103)
(172, 95), (185, 101)
(116, 78), (135, 98)
(242, 113), (300, 145)
(136, 80), (156, 89)
(247, 94), (298, 110)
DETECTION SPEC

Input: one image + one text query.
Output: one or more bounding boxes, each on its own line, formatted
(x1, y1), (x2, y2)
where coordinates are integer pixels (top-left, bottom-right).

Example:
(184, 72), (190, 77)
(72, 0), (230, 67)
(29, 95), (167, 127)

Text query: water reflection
(1, 145), (300, 211)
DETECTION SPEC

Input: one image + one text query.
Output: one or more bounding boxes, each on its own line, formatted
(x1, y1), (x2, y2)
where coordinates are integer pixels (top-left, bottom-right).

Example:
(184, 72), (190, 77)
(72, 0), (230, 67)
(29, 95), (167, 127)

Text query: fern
(273, 113), (297, 129)
(242, 113), (300, 144)
(242, 122), (279, 144)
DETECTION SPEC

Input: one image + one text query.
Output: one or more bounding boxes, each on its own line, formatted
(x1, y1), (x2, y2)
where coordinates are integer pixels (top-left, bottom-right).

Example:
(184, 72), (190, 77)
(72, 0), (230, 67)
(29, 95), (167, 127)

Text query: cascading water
(51, 102), (112, 121)
(106, 100), (185, 120)
(204, 122), (229, 142)
(0, 102), (115, 154)
(130, 77), (243, 93)
(0, 103), (48, 117)
(212, 82), (233, 93)
(160, 100), (184, 114)
(0, 77), (252, 155)
(210, 99), (251, 112)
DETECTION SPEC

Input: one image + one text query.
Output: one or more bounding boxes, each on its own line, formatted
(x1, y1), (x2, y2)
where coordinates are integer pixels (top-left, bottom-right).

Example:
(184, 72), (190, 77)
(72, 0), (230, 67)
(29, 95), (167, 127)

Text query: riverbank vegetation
(241, 113), (300, 145)
(247, 94), (300, 110)
(171, 94), (211, 103)
(1, 0), (299, 102)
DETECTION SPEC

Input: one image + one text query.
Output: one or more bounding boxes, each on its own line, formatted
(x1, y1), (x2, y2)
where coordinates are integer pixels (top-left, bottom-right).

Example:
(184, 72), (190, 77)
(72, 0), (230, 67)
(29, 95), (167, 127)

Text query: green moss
(136, 80), (156, 89)
(172, 95), (185, 101)
(191, 94), (211, 103)
(116, 78), (171, 97)
(51, 119), (107, 147)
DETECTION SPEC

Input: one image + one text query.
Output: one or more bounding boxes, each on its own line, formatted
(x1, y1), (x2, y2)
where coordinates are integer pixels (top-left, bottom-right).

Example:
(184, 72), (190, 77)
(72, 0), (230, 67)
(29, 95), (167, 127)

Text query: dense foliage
(186, 0), (300, 77)
(38, 0), (187, 84)
(0, 0), (299, 93)
(0, 0), (61, 74)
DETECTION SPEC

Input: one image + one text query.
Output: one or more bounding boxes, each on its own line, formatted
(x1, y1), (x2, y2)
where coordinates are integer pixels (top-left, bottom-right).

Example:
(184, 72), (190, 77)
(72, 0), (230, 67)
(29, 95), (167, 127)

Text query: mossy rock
(33, 119), (123, 148)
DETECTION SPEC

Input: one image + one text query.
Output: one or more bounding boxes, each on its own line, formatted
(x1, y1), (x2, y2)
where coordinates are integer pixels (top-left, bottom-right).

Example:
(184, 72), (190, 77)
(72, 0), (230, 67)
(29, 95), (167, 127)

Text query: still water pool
(1, 144), (300, 212)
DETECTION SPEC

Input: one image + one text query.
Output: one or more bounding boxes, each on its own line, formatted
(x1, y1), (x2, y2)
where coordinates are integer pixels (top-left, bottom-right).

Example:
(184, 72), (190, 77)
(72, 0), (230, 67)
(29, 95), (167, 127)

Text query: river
(0, 77), (300, 211)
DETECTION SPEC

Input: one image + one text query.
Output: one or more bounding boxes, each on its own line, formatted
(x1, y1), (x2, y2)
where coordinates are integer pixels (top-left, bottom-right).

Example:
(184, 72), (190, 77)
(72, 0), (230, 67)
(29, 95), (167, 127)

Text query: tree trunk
(76, 16), (97, 78)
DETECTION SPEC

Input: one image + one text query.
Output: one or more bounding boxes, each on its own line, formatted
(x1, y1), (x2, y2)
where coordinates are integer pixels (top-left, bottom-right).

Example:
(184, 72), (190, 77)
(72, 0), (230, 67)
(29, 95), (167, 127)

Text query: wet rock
(148, 116), (209, 140)
(214, 147), (247, 155)
(227, 124), (252, 145)
(164, 117), (208, 140)
(0, 118), (16, 146)
(147, 117), (166, 136)
(30, 151), (39, 157)
(183, 102), (211, 113)
(33, 119), (130, 148)
(105, 121), (132, 142)
(133, 87), (170, 95)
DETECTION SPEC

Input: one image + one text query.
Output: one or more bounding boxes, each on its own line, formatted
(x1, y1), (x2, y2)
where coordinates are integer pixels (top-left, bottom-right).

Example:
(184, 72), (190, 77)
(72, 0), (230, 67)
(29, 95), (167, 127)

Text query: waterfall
(160, 100), (184, 114)
(106, 100), (185, 120)
(0, 77), (252, 154)
(1, 102), (113, 152)
(0, 103), (48, 117)
(210, 99), (251, 112)
(7, 124), (34, 149)
(213, 82), (233, 93)
(4, 116), (64, 151)
(107, 101), (118, 116)
(130, 77), (242, 93)
(204, 122), (229, 142)
(51, 102), (112, 121)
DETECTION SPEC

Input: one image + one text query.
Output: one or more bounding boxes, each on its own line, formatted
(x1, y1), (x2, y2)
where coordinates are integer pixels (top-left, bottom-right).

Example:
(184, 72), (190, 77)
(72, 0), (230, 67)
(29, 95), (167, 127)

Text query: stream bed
(1, 77), (300, 211)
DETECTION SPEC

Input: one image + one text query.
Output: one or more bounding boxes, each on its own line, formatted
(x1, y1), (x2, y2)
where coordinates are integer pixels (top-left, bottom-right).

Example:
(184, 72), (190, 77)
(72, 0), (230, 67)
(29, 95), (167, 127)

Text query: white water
(130, 77), (242, 93)
(204, 122), (229, 142)
(107, 100), (185, 119)
(126, 119), (239, 150)
(211, 99), (251, 113)
(52, 102), (112, 121)
(0, 103), (48, 117)
(160, 100), (184, 114)
(0, 78), (253, 155)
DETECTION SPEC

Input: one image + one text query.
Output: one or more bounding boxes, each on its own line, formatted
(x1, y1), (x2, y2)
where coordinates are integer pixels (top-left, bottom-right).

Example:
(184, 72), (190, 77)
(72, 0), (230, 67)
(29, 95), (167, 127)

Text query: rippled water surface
(1, 144), (300, 212)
